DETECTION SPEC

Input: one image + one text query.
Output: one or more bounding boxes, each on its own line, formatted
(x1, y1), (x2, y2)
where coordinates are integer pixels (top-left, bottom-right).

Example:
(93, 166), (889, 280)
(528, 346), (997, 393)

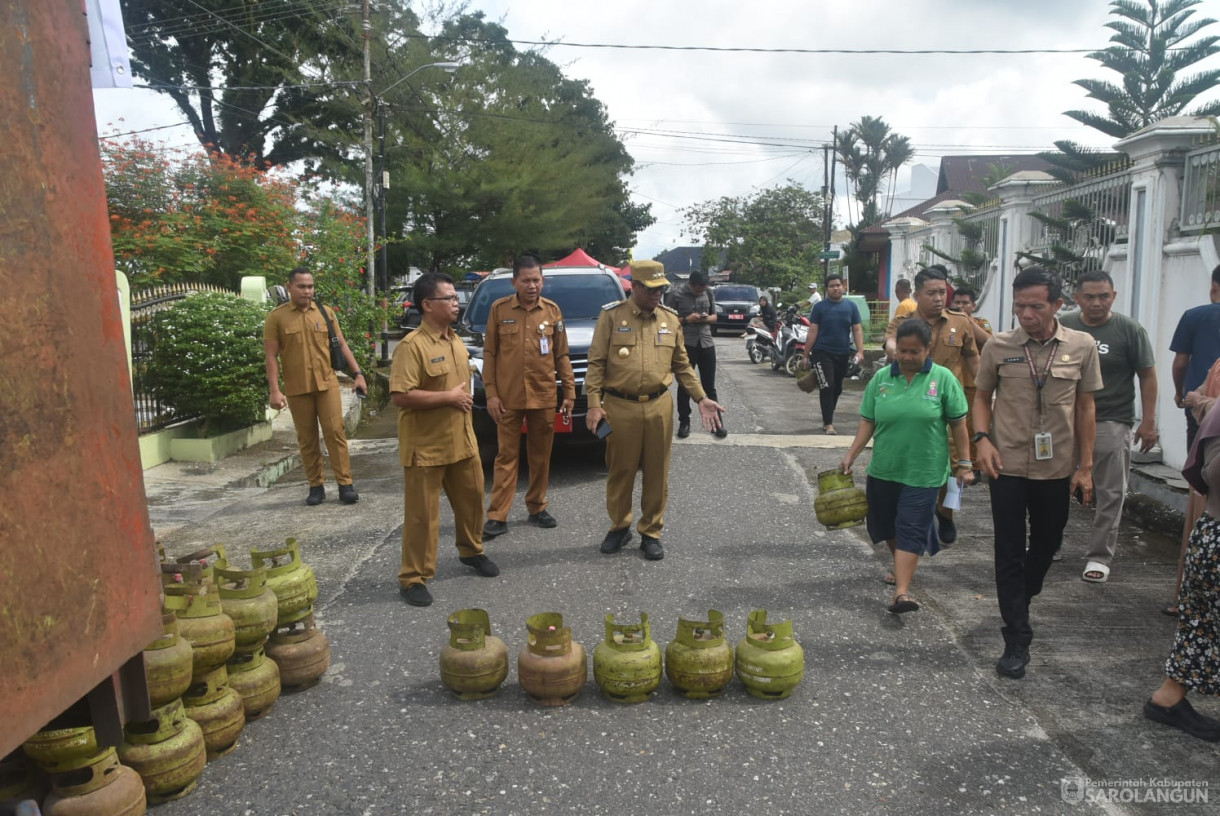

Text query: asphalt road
(152, 335), (1216, 816)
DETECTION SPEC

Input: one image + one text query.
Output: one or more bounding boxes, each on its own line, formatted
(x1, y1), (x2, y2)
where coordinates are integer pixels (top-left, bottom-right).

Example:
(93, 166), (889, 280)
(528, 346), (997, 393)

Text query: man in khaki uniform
(953, 285), (993, 469)
(390, 272), (499, 607)
(482, 255), (576, 539)
(584, 260), (726, 561)
(264, 266), (366, 506)
(883, 265), (979, 544)
(973, 266), (1101, 679)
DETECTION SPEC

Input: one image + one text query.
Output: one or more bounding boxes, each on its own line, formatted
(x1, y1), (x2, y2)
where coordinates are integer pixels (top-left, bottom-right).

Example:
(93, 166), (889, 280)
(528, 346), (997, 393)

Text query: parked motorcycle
(772, 305), (811, 376)
(744, 316), (779, 364)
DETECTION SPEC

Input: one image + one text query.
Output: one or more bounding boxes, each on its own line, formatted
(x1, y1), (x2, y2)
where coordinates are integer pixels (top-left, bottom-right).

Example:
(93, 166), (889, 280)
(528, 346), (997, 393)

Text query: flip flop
(1082, 561), (1110, 583)
(888, 594), (919, 614)
(883, 572), (896, 586)
(1162, 605), (1179, 617)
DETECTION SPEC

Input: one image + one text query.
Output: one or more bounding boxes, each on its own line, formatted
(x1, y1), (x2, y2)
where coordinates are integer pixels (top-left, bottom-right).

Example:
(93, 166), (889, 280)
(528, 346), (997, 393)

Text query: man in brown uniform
(883, 265), (979, 544)
(973, 266), (1101, 678)
(953, 285), (993, 471)
(264, 266), (366, 506)
(584, 260), (726, 561)
(482, 255), (576, 539)
(390, 272), (499, 607)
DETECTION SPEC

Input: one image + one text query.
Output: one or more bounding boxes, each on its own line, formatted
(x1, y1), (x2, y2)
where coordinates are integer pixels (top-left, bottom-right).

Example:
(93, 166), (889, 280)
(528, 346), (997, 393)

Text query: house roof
(653, 246), (705, 272)
(936, 155), (1052, 196)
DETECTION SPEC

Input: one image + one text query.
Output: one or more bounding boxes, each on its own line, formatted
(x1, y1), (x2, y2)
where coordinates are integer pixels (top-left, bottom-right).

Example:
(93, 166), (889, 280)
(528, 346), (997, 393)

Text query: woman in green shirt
(841, 321), (974, 614)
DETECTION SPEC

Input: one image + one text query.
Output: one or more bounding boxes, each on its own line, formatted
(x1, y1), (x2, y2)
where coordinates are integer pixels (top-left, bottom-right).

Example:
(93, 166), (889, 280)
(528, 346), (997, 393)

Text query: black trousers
(677, 344), (718, 421)
(811, 349), (848, 426)
(988, 474), (1071, 648)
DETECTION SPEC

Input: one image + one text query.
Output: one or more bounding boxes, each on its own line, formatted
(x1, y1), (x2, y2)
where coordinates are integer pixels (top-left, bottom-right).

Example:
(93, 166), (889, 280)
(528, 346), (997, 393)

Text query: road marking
(677, 432), (861, 449)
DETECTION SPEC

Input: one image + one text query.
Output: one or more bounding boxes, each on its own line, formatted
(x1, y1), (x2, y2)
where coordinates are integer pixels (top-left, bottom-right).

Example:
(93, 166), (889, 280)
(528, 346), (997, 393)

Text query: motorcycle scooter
(744, 316), (780, 364)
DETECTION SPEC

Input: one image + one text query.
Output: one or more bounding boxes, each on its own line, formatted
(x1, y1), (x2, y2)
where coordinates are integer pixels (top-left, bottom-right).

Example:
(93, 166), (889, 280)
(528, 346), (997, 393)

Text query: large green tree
(1068, 0), (1220, 138)
(680, 183), (825, 291)
(835, 116), (913, 228)
(1043, 0), (1220, 180)
(121, 0), (373, 167)
(379, 13), (651, 273)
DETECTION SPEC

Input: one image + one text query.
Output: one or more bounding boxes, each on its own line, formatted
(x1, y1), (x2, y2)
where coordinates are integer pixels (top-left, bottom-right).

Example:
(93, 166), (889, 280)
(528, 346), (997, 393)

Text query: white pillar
(983, 171), (1059, 332)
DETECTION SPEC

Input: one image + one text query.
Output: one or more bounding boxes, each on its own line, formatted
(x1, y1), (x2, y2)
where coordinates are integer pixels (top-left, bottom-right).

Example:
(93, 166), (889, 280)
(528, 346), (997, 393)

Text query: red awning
(543, 248), (605, 269)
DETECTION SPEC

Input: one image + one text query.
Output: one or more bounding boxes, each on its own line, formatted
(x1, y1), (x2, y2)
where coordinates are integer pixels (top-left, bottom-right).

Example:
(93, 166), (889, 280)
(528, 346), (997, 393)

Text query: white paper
(86, 0), (133, 89)
(942, 476), (963, 511)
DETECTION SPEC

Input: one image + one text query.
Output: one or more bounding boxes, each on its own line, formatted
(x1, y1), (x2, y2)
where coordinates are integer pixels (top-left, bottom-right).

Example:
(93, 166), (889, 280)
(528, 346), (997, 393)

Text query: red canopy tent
(542, 248), (604, 269)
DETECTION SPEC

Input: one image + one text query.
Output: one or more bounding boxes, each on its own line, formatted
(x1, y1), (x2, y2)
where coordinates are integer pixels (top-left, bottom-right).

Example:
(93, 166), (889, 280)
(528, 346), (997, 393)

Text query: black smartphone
(355, 386), (367, 400)
(595, 418), (613, 440)
(1073, 486), (1085, 505)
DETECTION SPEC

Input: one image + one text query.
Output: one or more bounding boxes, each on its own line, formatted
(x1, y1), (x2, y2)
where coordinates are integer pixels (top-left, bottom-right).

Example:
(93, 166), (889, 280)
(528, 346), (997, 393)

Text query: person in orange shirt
(482, 255), (576, 538)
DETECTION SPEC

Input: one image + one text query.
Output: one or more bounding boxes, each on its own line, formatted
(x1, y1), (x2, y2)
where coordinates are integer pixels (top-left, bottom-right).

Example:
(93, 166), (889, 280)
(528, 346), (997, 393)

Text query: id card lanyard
(1023, 340), (1059, 431)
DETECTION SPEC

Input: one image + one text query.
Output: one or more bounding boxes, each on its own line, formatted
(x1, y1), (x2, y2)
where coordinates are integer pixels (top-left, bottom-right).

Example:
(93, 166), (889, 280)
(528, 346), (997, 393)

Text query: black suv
(711, 284), (761, 335)
(460, 267), (626, 445)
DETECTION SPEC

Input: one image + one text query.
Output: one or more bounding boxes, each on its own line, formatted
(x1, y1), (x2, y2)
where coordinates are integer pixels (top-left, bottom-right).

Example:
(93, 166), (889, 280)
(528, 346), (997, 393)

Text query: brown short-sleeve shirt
(264, 302), (339, 396)
(483, 294), (576, 410)
(389, 321), (478, 467)
(975, 320), (1103, 480)
(585, 301), (706, 404)
(884, 308), (979, 385)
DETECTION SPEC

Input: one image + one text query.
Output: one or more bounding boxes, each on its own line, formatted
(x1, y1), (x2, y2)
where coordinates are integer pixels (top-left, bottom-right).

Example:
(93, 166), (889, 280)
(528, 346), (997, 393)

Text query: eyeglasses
(633, 284), (670, 295)
(425, 295), (460, 303)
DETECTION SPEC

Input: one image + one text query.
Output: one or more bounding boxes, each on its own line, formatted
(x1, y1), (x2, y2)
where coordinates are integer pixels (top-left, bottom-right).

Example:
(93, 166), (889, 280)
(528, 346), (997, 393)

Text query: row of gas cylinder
(440, 609), (804, 705)
(1, 539), (331, 814)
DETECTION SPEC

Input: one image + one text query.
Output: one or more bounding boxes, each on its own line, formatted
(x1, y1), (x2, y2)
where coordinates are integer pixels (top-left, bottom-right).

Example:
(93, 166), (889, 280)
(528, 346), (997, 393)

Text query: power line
(98, 121), (194, 140)
(415, 34), (1121, 56)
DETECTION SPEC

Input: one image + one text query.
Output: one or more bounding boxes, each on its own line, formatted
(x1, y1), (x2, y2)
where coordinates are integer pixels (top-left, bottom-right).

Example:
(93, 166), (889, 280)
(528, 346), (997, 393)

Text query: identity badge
(540, 337), (550, 355)
(1034, 431), (1053, 461)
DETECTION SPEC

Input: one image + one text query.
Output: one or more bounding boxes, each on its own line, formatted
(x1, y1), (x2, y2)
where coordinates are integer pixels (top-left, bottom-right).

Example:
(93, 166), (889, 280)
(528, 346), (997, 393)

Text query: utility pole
(362, 0), (375, 297)
(822, 141), (830, 281)
(829, 125), (841, 290)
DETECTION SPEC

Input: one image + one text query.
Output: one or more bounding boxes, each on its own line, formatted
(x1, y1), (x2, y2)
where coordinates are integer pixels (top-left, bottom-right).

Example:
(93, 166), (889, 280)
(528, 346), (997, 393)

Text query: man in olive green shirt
(1060, 270), (1157, 582)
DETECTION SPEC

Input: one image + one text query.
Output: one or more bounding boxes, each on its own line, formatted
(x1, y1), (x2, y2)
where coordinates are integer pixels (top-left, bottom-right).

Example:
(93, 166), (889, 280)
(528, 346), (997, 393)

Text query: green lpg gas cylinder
(251, 538), (319, 625)
(119, 699), (207, 804)
(517, 613), (586, 706)
(215, 563), (279, 650)
(734, 609), (804, 700)
(593, 612), (662, 704)
(664, 610), (735, 699)
(440, 609), (509, 700)
(814, 468), (868, 529)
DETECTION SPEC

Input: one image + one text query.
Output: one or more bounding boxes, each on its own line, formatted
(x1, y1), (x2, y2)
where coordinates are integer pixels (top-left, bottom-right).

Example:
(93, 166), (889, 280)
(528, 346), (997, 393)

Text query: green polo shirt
(860, 359), (968, 488)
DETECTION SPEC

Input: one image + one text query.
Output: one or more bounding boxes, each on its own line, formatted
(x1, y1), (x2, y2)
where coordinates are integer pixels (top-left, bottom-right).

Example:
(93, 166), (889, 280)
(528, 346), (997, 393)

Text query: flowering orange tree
(102, 137), (298, 288)
(102, 138), (384, 370)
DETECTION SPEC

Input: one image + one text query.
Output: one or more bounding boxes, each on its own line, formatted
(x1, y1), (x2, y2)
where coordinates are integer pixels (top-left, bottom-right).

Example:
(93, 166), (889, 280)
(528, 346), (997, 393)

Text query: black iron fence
(130, 282), (237, 433)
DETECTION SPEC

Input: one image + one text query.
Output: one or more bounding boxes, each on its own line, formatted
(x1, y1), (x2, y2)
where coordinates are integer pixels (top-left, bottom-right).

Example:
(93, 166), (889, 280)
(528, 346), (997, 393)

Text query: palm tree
(1066, 0), (1220, 139)
(836, 115), (913, 228)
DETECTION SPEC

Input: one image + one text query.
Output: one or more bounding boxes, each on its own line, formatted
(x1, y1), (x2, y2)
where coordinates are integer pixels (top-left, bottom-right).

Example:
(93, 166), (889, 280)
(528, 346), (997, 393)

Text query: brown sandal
(888, 594), (919, 614)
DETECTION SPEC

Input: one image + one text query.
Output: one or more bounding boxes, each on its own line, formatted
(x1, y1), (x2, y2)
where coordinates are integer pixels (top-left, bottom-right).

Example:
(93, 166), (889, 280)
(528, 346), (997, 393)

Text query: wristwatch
(351, 370), (363, 378)
(972, 431), (991, 444)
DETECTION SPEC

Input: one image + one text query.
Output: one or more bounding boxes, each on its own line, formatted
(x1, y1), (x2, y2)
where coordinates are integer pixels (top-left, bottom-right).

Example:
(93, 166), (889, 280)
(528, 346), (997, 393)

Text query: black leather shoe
(996, 645), (1030, 679)
(1143, 697), (1220, 742)
(640, 536), (664, 561)
(714, 426), (729, 439)
(400, 583), (432, 606)
(338, 483), (359, 504)
(459, 554), (500, 577)
(528, 510), (558, 528)
(936, 511), (957, 544)
(600, 528), (631, 554)
(483, 520), (508, 538)
(677, 420), (691, 439)
(305, 485), (325, 506)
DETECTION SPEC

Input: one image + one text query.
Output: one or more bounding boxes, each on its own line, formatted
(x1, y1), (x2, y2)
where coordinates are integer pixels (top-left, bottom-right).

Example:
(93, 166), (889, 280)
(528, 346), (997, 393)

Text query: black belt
(604, 387), (668, 403)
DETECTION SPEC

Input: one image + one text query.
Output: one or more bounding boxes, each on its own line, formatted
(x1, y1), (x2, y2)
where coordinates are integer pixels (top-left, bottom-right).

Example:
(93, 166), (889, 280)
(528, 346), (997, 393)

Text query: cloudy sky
(94, 0), (1220, 261)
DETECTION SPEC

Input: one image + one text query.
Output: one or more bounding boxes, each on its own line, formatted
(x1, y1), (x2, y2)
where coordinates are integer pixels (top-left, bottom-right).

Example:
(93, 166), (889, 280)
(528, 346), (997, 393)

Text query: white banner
(86, 0), (132, 89)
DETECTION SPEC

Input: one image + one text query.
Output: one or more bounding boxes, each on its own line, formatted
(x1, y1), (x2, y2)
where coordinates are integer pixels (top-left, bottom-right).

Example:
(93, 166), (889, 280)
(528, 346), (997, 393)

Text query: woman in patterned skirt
(1143, 398), (1220, 741)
